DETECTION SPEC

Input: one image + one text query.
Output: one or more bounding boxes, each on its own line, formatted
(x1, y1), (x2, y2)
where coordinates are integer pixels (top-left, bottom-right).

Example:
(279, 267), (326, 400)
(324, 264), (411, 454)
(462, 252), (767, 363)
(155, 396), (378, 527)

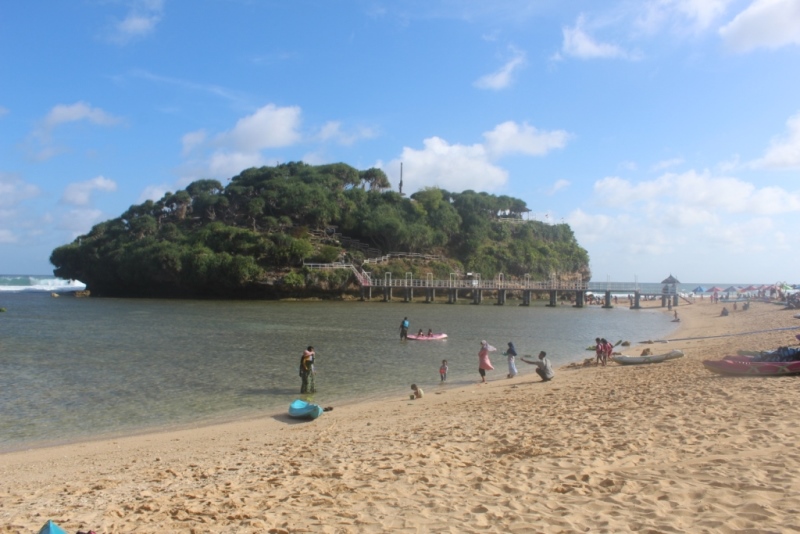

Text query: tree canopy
(51, 162), (590, 297)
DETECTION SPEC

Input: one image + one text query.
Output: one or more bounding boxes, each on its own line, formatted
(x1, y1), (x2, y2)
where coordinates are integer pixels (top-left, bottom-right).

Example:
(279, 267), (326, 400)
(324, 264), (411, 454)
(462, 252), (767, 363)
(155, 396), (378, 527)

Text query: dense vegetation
(50, 162), (590, 297)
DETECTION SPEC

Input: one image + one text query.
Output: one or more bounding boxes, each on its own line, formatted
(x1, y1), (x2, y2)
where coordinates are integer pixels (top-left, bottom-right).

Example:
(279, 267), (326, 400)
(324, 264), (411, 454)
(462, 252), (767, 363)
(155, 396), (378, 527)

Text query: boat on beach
(706, 346), (800, 375)
(612, 349), (684, 365)
(703, 358), (800, 376)
(288, 399), (324, 420)
(406, 333), (448, 340)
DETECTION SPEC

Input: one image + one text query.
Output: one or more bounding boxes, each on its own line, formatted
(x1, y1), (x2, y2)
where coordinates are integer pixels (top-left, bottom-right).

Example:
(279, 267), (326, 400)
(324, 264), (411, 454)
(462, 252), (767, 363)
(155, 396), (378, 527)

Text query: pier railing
(302, 262), (678, 294)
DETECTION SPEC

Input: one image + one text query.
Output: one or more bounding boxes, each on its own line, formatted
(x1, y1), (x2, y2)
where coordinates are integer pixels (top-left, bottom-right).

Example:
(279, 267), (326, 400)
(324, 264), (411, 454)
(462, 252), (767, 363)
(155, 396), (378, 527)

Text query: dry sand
(3, 298), (800, 533)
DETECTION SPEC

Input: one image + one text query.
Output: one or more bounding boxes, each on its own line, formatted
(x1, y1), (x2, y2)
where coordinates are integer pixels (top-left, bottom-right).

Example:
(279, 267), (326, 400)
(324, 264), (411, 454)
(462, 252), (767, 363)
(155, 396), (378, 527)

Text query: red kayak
(703, 358), (800, 376)
(406, 333), (448, 341)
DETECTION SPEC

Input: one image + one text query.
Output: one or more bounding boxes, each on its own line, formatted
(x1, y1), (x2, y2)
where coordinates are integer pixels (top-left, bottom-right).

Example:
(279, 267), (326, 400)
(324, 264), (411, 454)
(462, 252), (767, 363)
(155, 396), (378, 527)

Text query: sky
(2, 0), (800, 284)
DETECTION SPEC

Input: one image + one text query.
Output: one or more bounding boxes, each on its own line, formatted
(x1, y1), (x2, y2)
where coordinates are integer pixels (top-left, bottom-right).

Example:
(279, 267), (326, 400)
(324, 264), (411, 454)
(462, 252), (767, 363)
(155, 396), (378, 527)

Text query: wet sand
(2, 298), (799, 533)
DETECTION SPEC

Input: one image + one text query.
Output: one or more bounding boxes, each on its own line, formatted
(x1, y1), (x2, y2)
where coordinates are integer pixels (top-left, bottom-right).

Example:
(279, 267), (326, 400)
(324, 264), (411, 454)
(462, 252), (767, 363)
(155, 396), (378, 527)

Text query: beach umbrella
(741, 285), (758, 292)
(692, 286), (707, 293)
(706, 286), (723, 292)
(723, 286), (739, 293)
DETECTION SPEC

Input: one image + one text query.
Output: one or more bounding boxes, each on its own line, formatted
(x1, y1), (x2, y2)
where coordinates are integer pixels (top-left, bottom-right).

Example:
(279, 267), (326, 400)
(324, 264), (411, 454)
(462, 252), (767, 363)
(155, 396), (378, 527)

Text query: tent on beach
(693, 286), (707, 293)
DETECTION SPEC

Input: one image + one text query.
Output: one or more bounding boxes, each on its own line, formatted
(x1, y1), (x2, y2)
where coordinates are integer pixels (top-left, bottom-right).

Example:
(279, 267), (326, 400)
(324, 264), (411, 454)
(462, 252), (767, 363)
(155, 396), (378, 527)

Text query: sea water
(0, 281), (679, 452)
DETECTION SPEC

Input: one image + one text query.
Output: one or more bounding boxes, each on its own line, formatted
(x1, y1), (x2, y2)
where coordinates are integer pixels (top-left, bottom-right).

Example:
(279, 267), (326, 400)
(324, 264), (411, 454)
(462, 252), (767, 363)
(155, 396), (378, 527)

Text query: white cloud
(41, 102), (122, 133)
(650, 157), (684, 172)
(557, 15), (637, 60)
(316, 121), (378, 145)
(29, 102), (122, 160)
(638, 0), (734, 34)
(384, 120), (572, 194)
(0, 173), (41, 207)
(216, 104), (302, 152)
(182, 129), (207, 156)
(720, 0), (800, 52)
(61, 176), (117, 206)
(61, 209), (105, 238)
(107, 0), (164, 44)
(208, 151), (267, 179)
(568, 200), (784, 274)
(387, 137), (508, 194)
(548, 179), (571, 194)
(595, 170), (800, 215)
(138, 184), (171, 203)
(0, 106), (8, 117)
(483, 121), (571, 157)
(752, 112), (800, 169)
(0, 229), (16, 244)
(474, 47), (526, 90)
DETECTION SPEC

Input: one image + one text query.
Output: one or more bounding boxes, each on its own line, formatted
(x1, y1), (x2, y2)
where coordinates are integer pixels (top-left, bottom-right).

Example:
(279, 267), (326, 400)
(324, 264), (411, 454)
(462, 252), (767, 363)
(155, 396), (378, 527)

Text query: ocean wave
(0, 275), (86, 293)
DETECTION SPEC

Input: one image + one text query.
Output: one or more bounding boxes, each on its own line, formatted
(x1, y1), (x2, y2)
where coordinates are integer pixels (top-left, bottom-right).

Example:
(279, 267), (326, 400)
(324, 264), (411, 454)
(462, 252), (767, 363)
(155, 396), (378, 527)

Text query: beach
(2, 298), (799, 533)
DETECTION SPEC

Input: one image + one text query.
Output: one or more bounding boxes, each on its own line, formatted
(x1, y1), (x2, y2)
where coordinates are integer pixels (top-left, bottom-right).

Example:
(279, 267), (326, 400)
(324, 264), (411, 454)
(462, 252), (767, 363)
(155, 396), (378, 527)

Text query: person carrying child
(299, 346), (316, 394)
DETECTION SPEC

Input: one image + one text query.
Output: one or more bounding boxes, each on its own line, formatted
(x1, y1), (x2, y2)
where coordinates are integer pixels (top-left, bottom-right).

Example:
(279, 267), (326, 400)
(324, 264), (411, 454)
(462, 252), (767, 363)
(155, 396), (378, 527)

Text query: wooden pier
(303, 262), (682, 309)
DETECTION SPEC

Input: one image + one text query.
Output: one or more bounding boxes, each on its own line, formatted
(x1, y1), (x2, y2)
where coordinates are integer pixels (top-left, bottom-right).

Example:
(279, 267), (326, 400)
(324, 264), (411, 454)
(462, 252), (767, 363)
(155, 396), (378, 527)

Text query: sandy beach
(3, 298), (800, 533)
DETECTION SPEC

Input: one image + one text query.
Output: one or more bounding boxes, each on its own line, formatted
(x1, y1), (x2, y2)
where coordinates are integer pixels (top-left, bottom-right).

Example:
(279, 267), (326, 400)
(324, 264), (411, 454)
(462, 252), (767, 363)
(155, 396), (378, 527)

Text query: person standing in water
(505, 341), (518, 378)
(299, 346), (316, 394)
(439, 359), (448, 382)
(478, 340), (497, 383)
(400, 317), (409, 340)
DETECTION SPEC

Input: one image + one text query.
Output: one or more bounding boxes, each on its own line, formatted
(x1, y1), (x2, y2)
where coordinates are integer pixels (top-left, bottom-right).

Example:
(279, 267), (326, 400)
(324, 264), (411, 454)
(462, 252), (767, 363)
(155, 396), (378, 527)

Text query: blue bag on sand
(38, 520), (67, 534)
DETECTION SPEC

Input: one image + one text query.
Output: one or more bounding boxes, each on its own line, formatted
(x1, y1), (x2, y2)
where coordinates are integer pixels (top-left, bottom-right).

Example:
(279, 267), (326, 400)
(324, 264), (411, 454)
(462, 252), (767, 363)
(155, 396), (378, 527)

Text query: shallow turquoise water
(0, 293), (677, 451)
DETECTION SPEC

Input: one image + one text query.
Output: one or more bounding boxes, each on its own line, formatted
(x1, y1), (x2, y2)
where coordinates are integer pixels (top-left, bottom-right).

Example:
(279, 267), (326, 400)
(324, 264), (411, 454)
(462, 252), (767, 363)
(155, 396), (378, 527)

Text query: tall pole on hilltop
(399, 162), (404, 195)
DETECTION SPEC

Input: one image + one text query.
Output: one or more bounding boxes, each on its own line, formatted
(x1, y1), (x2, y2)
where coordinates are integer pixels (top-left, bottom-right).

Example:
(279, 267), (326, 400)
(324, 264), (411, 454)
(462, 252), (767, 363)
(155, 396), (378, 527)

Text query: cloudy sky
(2, 0), (799, 283)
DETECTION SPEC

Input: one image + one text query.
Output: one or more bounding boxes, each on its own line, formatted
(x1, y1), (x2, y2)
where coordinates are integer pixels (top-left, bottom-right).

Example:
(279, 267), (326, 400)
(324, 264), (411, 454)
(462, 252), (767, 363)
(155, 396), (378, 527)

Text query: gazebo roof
(661, 274), (680, 284)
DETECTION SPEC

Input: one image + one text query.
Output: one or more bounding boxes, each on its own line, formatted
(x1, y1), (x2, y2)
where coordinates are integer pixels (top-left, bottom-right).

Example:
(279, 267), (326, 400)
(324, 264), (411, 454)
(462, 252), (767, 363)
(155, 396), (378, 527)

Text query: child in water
(440, 360), (448, 382)
(410, 384), (424, 399)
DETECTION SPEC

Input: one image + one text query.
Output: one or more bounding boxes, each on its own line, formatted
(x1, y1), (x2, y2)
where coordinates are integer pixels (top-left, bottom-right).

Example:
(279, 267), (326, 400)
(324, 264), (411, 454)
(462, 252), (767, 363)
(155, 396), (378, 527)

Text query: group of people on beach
(478, 339), (553, 384)
(298, 319), (556, 395)
(594, 338), (614, 366)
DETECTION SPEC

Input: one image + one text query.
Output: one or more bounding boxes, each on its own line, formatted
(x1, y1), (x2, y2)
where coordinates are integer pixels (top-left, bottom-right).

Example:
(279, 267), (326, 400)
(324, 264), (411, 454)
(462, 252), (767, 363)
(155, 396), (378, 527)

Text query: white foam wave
(0, 275), (86, 293)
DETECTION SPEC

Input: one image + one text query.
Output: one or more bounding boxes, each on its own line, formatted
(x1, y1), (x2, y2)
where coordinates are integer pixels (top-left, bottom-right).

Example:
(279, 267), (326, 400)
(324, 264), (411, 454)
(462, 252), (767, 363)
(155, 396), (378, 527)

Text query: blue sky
(2, 0), (800, 284)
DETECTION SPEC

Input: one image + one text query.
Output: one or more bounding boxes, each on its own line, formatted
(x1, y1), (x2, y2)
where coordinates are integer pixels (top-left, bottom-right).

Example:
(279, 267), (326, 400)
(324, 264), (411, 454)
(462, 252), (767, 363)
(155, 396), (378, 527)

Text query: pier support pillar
(574, 291), (585, 308)
(496, 289), (506, 305)
(673, 294), (679, 306)
(602, 290), (613, 309)
(403, 287), (412, 302)
(425, 288), (435, 303)
(521, 290), (531, 306)
(448, 289), (458, 304)
(547, 290), (557, 307)
(472, 289), (482, 305)
(631, 291), (641, 309)
(383, 287), (392, 302)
